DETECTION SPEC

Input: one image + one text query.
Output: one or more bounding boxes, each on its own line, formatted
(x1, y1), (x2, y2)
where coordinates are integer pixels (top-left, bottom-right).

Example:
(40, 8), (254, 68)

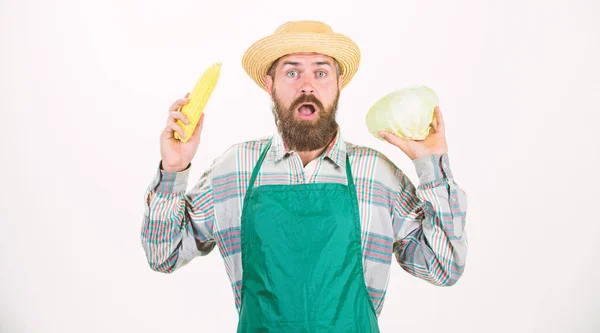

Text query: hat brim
(242, 33), (361, 91)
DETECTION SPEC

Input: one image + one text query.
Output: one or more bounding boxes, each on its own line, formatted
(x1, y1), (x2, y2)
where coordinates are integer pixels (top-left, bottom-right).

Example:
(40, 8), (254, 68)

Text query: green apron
(237, 138), (380, 333)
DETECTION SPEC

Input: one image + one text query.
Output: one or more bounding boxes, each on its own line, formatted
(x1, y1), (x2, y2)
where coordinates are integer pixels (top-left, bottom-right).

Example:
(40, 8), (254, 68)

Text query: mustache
(289, 94), (325, 112)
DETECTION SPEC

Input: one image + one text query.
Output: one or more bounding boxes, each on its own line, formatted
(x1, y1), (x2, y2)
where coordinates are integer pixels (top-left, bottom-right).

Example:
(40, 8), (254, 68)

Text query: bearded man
(141, 20), (468, 333)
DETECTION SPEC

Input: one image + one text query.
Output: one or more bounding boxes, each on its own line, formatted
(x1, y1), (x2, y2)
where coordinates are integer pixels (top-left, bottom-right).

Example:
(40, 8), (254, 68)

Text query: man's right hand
(159, 93), (205, 172)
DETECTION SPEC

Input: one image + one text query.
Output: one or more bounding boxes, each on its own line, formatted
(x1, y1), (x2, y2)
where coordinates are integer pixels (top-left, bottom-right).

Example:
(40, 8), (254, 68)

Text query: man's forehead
(278, 53), (334, 64)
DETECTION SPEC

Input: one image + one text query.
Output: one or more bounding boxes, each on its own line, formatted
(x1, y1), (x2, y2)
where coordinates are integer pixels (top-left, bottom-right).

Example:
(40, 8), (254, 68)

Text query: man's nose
(300, 78), (315, 94)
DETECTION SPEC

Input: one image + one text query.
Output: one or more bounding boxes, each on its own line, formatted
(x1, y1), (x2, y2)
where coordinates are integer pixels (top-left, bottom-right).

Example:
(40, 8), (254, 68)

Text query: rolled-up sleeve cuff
(412, 154), (454, 184)
(153, 161), (191, 193)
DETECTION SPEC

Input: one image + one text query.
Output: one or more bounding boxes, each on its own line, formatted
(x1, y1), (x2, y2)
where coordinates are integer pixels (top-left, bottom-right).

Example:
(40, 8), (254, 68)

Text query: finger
(169, 111), (190, 125)
(169, 97), (190, 112)
(162, 122), (174, 137)
(430, 106), (439, 132)
(425, 124), (436, 136)
(168, 119), (186, 139)
(379, 130), (409, 153)
(430, 116), (438, 133)
(435, 106), (445, 134)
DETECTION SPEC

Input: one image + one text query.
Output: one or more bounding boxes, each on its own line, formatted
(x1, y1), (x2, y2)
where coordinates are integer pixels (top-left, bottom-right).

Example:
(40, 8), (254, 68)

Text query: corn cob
(174, 62), (222, 142)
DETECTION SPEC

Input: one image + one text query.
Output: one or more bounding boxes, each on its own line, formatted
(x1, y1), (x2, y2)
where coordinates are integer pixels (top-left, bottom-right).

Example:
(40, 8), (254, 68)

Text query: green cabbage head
(366, 85), (439, 141)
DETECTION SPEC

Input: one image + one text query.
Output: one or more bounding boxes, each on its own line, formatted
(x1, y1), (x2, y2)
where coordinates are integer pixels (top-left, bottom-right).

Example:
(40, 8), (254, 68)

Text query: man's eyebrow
(313, 61), (333, 67)
(282, 61), (301, 67)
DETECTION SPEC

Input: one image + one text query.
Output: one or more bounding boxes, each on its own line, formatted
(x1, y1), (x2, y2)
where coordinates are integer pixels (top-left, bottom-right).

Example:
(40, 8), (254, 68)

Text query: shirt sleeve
(391, 154), (468, 286)
(140, 160), (217, 273)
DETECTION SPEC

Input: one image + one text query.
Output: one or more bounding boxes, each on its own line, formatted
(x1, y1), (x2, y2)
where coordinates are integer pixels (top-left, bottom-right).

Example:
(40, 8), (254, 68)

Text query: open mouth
(297, 103), (317, 118)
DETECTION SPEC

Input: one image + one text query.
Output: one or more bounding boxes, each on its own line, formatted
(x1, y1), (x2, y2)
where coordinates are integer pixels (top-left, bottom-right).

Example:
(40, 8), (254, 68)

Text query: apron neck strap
(248, 137), (273, 191)
(345, 153), (354, 188)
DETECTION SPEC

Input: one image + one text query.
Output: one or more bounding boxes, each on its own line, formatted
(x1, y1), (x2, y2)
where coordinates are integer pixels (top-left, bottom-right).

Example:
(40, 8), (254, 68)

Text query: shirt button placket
(292, 153), (304, 184)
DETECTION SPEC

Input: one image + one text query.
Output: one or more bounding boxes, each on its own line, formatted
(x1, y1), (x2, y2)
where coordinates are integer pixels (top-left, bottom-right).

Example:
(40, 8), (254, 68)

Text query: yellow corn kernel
(174, 62), (222, 142)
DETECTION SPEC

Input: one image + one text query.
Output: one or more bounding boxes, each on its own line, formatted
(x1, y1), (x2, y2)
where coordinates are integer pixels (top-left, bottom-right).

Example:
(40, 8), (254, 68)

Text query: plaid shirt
(141, 128), (468, 316)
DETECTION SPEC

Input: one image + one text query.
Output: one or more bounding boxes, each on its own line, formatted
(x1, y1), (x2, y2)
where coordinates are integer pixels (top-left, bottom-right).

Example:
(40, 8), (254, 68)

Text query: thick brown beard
(272, 88), (340, 152)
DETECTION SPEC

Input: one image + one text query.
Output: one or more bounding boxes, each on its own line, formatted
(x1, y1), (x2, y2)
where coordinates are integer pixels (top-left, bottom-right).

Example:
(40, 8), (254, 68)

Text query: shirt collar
(268, 127), (347, 168)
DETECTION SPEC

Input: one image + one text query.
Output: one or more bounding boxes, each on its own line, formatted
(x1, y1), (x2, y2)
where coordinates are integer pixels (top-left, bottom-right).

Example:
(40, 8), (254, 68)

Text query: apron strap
(247, 137), (273, 192)
(345, 154), (354, 189)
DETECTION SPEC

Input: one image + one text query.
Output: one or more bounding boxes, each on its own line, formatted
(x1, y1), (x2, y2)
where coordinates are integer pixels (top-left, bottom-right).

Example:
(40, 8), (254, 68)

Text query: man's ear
(264, 75), (274, 99)
(337, 74), (344, 91)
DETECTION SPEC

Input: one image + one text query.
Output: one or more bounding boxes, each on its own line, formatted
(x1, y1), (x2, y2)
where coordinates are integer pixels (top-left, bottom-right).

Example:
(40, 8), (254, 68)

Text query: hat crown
(242, 20), (360, 91)
(274, 21), (333, 35)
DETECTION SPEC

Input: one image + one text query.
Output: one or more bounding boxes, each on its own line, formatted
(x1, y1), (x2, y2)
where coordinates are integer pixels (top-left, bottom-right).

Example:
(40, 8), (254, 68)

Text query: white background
(1, 0), (599, 332)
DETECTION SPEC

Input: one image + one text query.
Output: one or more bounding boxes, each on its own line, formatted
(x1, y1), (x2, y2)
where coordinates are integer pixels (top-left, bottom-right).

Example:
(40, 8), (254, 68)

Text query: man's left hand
(378, 106), (448, 160)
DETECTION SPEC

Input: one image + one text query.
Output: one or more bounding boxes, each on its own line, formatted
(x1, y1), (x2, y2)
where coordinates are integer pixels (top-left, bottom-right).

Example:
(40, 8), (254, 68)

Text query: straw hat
(242, 21), (361, 91)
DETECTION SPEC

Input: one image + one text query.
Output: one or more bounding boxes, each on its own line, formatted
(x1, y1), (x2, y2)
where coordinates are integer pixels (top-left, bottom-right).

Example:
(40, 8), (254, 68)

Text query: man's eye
(317, 71), (327, 77)
(287, 70), (298, 77)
